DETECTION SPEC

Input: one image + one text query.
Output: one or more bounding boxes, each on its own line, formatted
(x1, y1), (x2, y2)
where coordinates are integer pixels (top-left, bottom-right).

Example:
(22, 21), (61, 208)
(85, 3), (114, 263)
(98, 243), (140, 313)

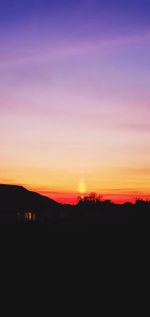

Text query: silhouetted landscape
(0, 184), (149, 226)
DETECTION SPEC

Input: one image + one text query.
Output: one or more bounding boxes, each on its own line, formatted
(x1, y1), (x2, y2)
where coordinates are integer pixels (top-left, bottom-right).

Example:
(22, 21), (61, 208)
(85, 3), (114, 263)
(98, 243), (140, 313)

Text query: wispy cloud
(1, 31), (150, 68)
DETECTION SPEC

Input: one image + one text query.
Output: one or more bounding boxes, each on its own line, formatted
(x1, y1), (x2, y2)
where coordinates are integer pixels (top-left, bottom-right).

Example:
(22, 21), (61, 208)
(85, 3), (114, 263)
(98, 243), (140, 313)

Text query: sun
(78, 179), (86, 196)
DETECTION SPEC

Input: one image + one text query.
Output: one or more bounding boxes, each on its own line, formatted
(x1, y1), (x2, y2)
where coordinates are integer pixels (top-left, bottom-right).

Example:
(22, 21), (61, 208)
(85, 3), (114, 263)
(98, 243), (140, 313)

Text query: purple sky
(0, 0), (150, 202)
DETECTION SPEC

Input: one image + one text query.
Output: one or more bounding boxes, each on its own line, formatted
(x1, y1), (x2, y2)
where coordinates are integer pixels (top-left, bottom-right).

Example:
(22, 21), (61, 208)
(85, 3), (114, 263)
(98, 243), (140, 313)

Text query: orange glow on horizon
(1, 175), (150, 205)
(36, 189), (150, 205)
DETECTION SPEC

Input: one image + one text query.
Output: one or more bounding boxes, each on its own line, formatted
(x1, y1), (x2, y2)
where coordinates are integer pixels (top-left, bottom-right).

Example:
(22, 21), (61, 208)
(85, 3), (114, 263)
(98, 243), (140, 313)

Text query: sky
(0, 0), (150, 203)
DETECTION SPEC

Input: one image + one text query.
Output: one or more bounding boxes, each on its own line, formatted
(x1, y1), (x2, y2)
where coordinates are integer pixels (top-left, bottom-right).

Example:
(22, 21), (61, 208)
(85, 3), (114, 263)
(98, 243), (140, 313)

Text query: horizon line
(0, 183), (150, 205)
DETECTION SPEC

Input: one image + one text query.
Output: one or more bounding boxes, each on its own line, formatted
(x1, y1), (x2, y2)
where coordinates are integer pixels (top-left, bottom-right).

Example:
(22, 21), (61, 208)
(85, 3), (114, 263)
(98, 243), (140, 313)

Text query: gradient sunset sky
(0, 0), (150, 203)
